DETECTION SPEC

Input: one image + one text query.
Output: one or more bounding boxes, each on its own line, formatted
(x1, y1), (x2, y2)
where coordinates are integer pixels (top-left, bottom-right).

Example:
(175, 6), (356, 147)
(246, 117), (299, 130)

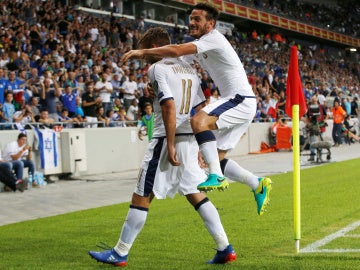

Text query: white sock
(114, 207), (148, 256)
(197, 201), (229, 251)
(223, 159), (259, 190)
(199, 141), (223, 177)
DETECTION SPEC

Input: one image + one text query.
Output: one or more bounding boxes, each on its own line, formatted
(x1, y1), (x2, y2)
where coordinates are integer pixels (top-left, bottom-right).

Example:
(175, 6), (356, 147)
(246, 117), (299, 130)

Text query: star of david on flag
(33, 127), (58, 169)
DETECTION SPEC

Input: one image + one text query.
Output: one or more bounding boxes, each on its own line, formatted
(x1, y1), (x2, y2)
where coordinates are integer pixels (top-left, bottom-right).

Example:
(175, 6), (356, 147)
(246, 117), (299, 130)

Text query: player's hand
(168, 145), (180, 166)
(146, 82), (156, 99)
(121, 50), (144, 62)
(198, 151), (207, 169)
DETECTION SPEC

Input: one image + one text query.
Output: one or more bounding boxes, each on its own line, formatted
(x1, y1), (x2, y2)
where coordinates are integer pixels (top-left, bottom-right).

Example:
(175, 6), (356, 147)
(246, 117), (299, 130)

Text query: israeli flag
(34, 128), (58, 169)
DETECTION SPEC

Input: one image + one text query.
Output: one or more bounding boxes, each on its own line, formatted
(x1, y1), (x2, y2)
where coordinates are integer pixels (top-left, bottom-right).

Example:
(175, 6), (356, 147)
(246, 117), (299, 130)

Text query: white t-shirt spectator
(89, 27), (99, 42)
(121, 80), (138, 101)
(127, 104), (138, 121)
(3, 141), (28, 161)
(94, 81), (113, 103)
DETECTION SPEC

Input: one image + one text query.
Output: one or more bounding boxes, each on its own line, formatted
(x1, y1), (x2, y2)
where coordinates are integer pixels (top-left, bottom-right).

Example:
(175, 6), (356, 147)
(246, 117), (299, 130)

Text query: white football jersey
(191, 29), (253, 98)
(147, 57), (205, 138)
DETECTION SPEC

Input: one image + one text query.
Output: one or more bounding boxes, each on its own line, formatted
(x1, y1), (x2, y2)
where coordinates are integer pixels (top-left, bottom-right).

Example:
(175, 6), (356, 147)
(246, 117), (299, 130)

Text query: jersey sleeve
(148, 63), (174, 105)
(191, 33), (219, 54)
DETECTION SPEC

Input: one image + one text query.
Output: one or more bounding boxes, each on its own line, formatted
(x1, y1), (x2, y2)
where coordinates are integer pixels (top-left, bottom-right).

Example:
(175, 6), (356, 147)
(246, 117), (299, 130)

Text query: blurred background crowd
(0, 0), (358, 132)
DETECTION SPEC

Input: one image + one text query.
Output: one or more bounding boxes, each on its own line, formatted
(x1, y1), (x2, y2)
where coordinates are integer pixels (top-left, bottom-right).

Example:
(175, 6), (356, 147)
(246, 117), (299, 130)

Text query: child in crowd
(138, 102), (154, 141)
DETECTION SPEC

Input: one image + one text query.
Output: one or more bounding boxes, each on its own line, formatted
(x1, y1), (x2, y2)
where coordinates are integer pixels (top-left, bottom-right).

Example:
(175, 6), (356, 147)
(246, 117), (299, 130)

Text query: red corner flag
(285, 46), (307, 118)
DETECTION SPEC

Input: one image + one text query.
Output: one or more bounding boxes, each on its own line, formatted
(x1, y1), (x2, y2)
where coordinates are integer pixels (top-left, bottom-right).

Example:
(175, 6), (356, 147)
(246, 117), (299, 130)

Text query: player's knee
(131, 193), (151, 208)
(186, 193), (207, 208)
(193, 196), (209, 211)
(190, 114), (204, 132)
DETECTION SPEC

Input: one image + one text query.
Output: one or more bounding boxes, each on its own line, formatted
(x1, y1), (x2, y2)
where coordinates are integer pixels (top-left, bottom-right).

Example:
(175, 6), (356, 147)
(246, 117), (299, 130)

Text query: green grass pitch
(0, 159), (359, 269)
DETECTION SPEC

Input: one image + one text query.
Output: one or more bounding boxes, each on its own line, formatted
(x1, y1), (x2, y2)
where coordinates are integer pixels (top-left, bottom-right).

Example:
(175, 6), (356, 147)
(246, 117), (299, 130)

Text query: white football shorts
(202, 95), (256, 150)
(135, 135), (207, 199)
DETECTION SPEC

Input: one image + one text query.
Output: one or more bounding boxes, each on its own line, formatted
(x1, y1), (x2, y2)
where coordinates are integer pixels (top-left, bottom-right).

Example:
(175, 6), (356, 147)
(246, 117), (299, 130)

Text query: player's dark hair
(192, 3), (219, 22)
(137, 27), (170, 49)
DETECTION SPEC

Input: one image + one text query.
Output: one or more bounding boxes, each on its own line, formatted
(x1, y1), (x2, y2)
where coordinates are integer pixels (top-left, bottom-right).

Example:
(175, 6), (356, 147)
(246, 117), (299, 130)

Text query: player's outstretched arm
(121, 43), (197, 62)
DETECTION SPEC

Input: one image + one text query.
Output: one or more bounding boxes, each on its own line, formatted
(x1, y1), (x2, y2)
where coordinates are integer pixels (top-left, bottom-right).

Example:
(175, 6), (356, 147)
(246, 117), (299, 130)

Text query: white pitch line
(343, 235), (360, 238)
(300, 220), (360, 253)
(311, 249), (360, 253)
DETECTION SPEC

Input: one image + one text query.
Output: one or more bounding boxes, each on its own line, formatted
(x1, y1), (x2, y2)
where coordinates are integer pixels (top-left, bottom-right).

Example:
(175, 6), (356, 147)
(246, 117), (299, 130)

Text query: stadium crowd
(0, 0), (358, 134)
(240, 0), (360, 38)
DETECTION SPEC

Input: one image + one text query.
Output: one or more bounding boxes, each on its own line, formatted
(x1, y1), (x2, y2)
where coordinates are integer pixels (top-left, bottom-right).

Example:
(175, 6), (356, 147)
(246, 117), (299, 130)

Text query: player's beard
(189, 23), (210, 39)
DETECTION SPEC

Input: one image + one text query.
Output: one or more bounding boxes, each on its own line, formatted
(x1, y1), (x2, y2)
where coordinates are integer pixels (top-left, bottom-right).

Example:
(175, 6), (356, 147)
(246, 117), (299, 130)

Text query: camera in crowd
(309, 104), (320, 116)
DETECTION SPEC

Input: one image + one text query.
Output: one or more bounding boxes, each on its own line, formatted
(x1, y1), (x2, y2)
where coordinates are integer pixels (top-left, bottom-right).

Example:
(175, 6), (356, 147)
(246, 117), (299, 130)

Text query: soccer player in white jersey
(121, 3), (272, 216)
(89, 27), (236, 267)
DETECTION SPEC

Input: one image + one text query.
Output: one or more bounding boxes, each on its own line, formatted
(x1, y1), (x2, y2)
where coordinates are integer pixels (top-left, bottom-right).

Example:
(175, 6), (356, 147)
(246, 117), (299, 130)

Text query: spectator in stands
(0, 149), (25, 192)
(58, 108), (81, 128)
(3, 133), (35, 186)
(136, 74), (147, 96)
(138, 87), (153, 117)
(342, 97), (351, 115)
(121, 73), (138, 112)
(109, 26), (122, 49)
(0, 52), (10, 69)
(126, 98), (139, 123)
(2, 92), (15, 129)
(14, 52), (30, 71)
(118, 106), (131, 127)
(106, 107), (128, 127)
(37, 108), (55, 128)
(103, 66), (113, 82)
(39, 75), (61, 120)
(0, 103), (4, 128)
(29, 96), (40, 121)
(94, 72), (113, 114)
(350, 97), (359, 117)
(110, 73), (122, 101)
(44, 32), (59, 51)
(66, 71), (81, 95)
(13, 103), (35, 128)
(61, 85), (77, 117)
(112, 98), (122, 113)
(138, 102), (154, 141)
(26, 68), (41, 98)
(261, 94), (271, 118)
(0, 68), (7, 105)
(329, 86), (339, 98)
(331, 100), (346, 146)
(303, 82), (313, 101)
(276, 90), (286, 114)
(96, 106), (110, 128)
(82, 81), (102, 128)
(98, 29), (107, 48)
(5, 70), (24, 110)
(75, 96), (86, 125)
(343, 114), (359, 143)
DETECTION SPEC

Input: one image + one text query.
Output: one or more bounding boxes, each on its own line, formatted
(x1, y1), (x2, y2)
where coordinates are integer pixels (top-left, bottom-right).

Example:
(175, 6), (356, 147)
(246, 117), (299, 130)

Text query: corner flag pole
(292, 105), (301, 253)
(285, 46), (307, 254)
